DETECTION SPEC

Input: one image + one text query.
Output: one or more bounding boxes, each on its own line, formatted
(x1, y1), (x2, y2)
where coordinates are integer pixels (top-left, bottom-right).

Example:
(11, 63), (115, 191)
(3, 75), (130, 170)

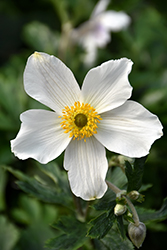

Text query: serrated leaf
(4, 166), (72, 207)
(87, 212), (115, 239)
(46, 234), (82, 250)
(17, 223), (54, 250)
(115, 216), (126, 239)
(46, 216), (87, 250)
(139, 183), (153, 192)
(16, 180), (71, 207)
(101, 230), (134, 250)
(125, 156), (147, 192)
(93, 200), (116, 212)
(37, 162), (70, 194)
(51, 216), (84, 233)
(92, 239), (109, 250)
(87, 201), (116, 240)
(138, 197), (167, 223)
(3, 166), (29, 181)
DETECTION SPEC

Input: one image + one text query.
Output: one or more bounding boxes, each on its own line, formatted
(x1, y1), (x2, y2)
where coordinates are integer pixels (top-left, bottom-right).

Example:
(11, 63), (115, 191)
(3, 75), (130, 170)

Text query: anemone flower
(71, 0), (131, 65)
(11, 52), (163, 200)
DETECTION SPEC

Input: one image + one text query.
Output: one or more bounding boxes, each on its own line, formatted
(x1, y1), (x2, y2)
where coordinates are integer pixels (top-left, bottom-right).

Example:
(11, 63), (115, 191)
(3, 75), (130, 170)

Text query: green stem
(84, 201), (91, 220)
(73, 195), (84, 217)
(106, 181), (140, 226)
(125, 196), (140, 226)
(106, 181), (121, 194)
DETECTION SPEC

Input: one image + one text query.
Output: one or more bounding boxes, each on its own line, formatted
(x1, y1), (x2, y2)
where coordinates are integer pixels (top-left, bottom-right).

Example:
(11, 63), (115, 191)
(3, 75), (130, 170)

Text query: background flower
(71, 0), (131, 65)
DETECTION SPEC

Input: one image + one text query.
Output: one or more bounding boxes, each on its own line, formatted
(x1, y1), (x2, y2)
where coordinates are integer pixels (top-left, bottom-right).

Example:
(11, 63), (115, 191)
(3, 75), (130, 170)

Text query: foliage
(0, 216), (19, 250)
(46, 216), (88, 250)
(125, 156), (147, 192)
(0, 0), (167, 249)
(2, 160), (167, 250)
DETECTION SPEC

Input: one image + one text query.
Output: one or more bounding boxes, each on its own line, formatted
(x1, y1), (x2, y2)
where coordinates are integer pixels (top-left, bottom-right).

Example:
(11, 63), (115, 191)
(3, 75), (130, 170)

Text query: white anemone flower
(71, 0), (131, 65)
(11, 52), (163, 201)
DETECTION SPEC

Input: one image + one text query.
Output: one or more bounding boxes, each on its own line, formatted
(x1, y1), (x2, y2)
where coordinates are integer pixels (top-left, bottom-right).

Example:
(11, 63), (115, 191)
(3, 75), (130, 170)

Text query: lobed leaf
(37, 162), (70, 194)
(4, 166), (72, 207)
(93, 199), (116, 212)
(138, 197), (167, 223)
(115, 216), (126, 239)
(16, 180), (71, 207)
(101, 230), (134, 250)
(125, 156), (147, 192)
(87, 201), (116, 239)
(46, 216), (88, 250)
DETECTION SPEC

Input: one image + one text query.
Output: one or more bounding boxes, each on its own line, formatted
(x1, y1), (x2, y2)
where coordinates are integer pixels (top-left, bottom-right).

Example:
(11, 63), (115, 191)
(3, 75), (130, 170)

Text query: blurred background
(0, 0), (167, 249)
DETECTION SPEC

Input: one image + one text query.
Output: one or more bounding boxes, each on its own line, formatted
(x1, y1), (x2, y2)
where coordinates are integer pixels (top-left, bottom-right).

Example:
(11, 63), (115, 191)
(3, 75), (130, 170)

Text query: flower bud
(128, 190), (140, 200)
(114, 204), (127, 216)
(116, 190), (127, 200)
(128, 222), (146, 248)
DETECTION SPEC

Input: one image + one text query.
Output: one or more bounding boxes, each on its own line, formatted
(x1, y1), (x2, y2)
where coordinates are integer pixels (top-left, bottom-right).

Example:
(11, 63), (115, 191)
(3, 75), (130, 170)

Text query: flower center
(74, 113), (87, 128)
(59, 101), (102, 141)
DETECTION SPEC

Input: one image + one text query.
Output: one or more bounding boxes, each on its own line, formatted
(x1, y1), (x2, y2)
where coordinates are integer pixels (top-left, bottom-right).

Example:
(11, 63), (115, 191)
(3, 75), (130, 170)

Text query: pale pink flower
(71, 0), (131, 65)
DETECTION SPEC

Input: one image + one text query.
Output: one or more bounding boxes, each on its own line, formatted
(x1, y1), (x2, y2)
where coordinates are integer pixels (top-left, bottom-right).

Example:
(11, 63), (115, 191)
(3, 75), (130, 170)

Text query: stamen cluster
(60, 101), (102, 141)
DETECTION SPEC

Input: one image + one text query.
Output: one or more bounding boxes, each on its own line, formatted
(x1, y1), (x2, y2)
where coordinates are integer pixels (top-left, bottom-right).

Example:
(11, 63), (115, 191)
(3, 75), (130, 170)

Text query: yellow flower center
(59, 101), (102, 141)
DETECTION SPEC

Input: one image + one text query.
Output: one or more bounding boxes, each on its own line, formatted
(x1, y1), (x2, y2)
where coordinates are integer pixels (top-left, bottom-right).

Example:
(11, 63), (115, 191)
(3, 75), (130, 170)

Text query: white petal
(24, 52), (81, 114)
(81, 58), (133, 113)
(91, 0), (110, 18)
(95, 101), (163, 157)
(99, 11), (131, 31)
(11, 109), (71, 164)
(64, 137), (108, 200)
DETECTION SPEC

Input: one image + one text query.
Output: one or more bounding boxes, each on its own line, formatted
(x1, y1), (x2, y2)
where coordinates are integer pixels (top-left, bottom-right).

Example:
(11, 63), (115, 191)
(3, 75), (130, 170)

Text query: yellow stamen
(59, 101), (102, 141)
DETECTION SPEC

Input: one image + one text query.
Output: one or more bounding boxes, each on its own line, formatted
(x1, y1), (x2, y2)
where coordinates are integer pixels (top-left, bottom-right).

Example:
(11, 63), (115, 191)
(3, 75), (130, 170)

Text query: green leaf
(139, 183), (153, 192)
(46, 216), (88, 250)
(93, 200), (116, 212)
(125, 156), (147, 192)
(87, 201), (116, 239)
(4, 166), (72, 207)
(23, 21), (59, 54)
(16, 180), (71, 207)
(101, 229), (134, 250)
(51, 216), (83, 233)
(93, 239), (109, 250)
(115, 216), (126, 239)
(138, 197), (167, 223)
(3, 166), (29, 182)
(109, 165), (128, 189)
(0, 166), (7, 211)
(11, 195), (57, 225)
(87, 212), (115, 239)
(37, 162), (70, 194)
(46, 234), (84, 250)
(17, 223), (54, 250)
(0, 216), (19, 250)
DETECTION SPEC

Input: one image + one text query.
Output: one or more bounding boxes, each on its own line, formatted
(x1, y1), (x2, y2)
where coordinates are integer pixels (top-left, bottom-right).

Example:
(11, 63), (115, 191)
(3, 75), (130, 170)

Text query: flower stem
(125, 196), (140, 226)
(73, 195), (84, 217)
(106, 181), (140, 226)
(106, 181), (121, 194)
